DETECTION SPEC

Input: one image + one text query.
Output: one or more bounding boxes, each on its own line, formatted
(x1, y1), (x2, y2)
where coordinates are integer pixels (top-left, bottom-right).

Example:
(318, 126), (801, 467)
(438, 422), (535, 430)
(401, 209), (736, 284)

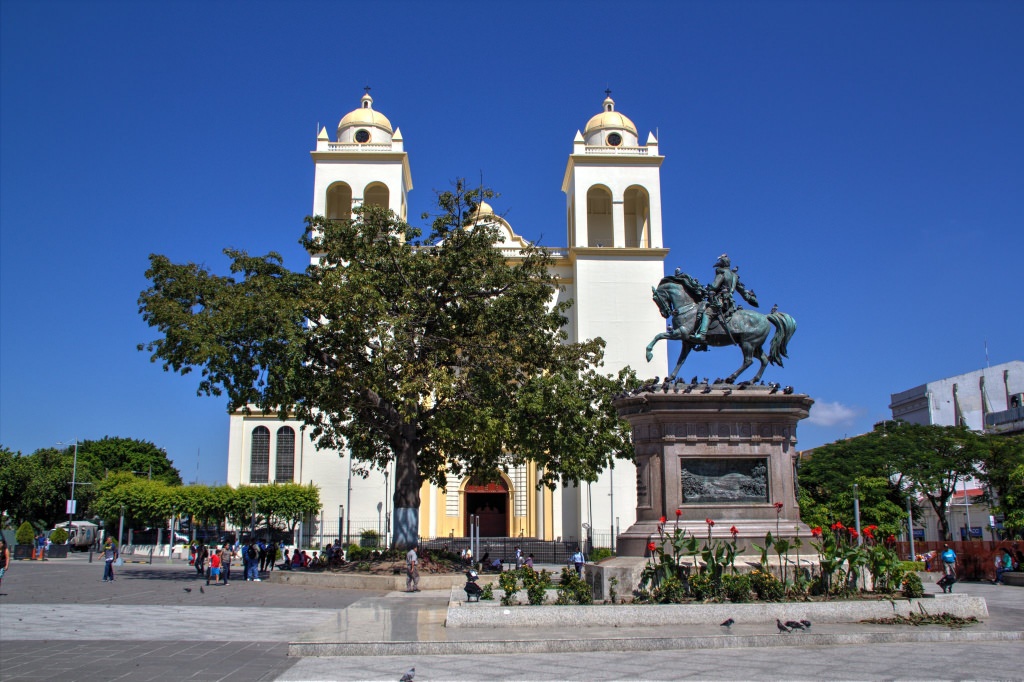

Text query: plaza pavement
(1, 552), (1022, 681)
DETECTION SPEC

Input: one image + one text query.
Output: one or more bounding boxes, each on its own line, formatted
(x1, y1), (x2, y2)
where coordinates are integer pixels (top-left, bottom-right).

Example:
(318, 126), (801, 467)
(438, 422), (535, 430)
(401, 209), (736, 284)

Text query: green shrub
(721, 573), (752, 603)
(590, 547), (614, 562)
(359, 529), (379, 548)
(900, 560), (924, 572)
(480, 583), (494, 600)
(555, 567), (593, 605)
(688, 572), (718, 601)
(652, 575), (687, 604)
(498, 571), (519, 606)
(49, 527), (69, 544)
(750, 569), (784, 601)
(524, 569), (552, 605)
(901, 572), (924, 598)
(16, 522), (34, 545)
(346, 543), (369, 561)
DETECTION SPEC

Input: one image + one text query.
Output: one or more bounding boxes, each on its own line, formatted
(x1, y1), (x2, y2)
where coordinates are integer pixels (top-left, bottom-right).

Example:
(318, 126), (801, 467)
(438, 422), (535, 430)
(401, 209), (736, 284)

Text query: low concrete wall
(445, 591), (988, 628)
(1003, 572), (1024, 587)
(268, 570), (500, 591)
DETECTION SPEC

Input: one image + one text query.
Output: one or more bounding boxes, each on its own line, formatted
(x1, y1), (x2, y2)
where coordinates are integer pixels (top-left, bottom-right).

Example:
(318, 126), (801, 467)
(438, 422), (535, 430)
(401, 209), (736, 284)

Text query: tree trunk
(392, 431), (421, 549)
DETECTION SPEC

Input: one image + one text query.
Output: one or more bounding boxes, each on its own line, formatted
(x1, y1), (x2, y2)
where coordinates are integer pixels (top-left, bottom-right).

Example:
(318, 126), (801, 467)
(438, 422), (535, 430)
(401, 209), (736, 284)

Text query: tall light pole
(345, 453), (354, 547)
(853, 483), (862, 545)
(58, 439), (79, 535)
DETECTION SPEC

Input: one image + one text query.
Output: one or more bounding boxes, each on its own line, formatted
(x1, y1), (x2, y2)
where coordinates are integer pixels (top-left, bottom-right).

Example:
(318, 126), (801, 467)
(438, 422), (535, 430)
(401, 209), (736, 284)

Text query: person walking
(571, 547), (585, 577)
(0, 538), (11, 594)
(941, 544), (957, 578)
(102, 538), (118, 582)
(405, 545), (420, 592)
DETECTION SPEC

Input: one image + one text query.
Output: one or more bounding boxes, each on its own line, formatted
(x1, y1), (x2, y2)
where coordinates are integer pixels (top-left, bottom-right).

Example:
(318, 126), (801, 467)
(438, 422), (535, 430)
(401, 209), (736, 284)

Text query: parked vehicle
(51, 521), (98, 551)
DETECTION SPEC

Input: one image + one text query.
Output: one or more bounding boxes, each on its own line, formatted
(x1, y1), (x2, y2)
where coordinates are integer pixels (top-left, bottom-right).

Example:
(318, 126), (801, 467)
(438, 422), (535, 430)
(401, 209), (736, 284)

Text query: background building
(226, 93), (670, 547)
(889, 359), (1023, 540)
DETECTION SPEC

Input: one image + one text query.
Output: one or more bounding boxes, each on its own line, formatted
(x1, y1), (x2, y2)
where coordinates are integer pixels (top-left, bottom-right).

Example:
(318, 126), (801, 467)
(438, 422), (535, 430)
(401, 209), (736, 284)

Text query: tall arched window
(275, 427), (295, 482)
(364, 182), (390, 211)
(250, 426), (270, 484)
(586, 185), (613, 247)
(624, 186), (650, 248)
(326, 182), (352, 221)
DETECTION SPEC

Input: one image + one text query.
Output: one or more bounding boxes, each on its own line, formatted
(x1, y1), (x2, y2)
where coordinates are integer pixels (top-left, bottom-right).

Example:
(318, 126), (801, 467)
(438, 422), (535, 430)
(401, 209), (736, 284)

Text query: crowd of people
(187, 538), (352, 584)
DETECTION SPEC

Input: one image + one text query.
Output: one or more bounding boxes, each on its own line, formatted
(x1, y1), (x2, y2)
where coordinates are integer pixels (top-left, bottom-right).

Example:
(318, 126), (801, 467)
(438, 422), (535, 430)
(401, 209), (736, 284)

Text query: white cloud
(807, 399), (859, 427)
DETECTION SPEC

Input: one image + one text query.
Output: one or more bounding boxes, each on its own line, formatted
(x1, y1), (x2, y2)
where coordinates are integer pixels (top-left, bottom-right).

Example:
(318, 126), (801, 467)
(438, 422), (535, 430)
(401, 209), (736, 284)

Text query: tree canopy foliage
(799, 421), (994, 540)
(138, 182), (635, 546)
(979, 434), (1024, 531)
(0, 437), (182, 529)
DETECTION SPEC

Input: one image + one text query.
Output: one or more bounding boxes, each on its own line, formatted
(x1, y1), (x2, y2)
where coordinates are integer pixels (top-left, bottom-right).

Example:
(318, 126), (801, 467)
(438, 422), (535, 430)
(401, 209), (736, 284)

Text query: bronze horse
(645, 274), (796, 384)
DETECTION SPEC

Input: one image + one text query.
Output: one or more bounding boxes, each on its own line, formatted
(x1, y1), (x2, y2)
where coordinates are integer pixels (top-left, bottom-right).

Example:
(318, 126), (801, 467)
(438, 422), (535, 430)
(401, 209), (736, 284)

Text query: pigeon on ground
(800, 619), (812, 629)
(400, 667), (415, 681)
(199, 586), (205, 594)
(720, 618), (734, 629)
(183, 588), (192, 593)
(784, 620), (805, 630)
(776, 619), (791, 633)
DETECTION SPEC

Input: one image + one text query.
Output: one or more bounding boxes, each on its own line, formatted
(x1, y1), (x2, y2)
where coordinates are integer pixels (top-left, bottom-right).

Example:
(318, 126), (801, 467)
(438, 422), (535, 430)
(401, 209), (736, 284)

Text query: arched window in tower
(586, 185), (613, 248)
(275, 427), (295, 482)
(326, 182), (353, 221)
(364, 182), (390, 211)
(623, 186), (651, 248)
(250, 426), (270, 484)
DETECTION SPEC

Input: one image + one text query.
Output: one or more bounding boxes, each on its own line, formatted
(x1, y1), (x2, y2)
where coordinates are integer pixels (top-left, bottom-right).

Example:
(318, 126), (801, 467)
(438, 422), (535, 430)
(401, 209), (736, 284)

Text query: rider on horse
(691, 253), (758, 343)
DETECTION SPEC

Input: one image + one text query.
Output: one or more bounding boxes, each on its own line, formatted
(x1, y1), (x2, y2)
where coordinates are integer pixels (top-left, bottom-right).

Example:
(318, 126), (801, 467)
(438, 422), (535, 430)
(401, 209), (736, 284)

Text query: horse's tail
(767, 312), (797, 367)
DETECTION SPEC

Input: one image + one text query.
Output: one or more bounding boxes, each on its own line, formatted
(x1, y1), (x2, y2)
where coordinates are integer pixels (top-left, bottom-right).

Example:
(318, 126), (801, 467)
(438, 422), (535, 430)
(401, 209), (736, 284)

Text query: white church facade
(225, 92), (670, 546)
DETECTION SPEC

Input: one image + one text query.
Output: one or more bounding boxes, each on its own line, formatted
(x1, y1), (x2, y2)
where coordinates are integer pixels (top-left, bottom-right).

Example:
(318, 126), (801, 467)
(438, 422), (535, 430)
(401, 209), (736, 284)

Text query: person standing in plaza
(246, 541), (260, 581)
(36, 532), (47, 561)
(0, 538), (10, 594)
(102, 538), (118, 582)
(405, 545), (420, 592)
(219, 544), (232, 585)
(207, 546), (221, 586)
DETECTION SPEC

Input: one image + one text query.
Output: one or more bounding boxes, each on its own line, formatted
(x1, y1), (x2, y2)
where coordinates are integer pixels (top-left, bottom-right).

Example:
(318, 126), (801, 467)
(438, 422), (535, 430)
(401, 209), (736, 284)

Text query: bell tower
(311, 90), (412, 225)
(556, 93), (670, 545)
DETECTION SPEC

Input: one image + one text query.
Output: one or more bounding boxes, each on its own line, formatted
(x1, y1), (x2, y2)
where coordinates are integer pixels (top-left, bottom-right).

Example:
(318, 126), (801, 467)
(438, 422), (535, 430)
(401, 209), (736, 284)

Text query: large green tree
(78, 437), (182, 485)
(978, 434), (1024, 532)
(139, 183), (633, 547)
(799, 421), (986, 541)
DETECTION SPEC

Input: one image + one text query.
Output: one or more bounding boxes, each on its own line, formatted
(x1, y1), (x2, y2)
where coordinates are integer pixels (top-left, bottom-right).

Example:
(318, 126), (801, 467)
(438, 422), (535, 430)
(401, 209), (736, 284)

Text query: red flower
(647, 541), (657, 552)
(811, 526), (822, 537)
(705, 518), (715, 527)
(675, 508), (682, 517)
(774, 502), (784, 510)
(849, 529), (859, 540)
(730, 525), (739, 536)
(660, 515), (667, 524)
(886, 535), (897, 544)
(831, 522), (845, 531)
(863, 526), (875, 539)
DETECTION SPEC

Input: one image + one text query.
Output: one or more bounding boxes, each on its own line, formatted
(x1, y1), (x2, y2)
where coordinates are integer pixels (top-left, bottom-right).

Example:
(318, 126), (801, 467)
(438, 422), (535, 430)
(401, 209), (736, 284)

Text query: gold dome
(339, 93), (393, 134)
(584, 96), (637, 136)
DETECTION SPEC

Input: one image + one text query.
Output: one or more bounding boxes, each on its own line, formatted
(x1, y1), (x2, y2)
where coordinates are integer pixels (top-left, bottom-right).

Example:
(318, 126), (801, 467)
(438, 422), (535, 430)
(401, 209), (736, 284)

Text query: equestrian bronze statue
(645, 254), (796, 384)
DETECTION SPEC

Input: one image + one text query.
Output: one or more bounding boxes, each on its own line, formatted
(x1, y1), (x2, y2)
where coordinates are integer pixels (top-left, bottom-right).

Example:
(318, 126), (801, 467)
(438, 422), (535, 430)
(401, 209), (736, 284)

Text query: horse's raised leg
(646, 331), (673, 362)
(725, 342), (756, 384)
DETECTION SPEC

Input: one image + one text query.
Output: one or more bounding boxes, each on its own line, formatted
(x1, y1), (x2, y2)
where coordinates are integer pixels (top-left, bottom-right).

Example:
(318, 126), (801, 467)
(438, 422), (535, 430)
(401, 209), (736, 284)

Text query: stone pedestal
(614, 384), (814, 557)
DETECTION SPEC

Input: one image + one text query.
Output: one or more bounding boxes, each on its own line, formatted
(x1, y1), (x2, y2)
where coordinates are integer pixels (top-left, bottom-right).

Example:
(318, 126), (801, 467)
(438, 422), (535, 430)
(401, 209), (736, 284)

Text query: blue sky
(2, 1), (1022, 484)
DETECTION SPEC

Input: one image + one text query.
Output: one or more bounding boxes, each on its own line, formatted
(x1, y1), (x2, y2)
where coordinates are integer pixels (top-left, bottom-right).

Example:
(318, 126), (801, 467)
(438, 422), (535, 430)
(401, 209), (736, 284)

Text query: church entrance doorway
(464, 478), (509, 537)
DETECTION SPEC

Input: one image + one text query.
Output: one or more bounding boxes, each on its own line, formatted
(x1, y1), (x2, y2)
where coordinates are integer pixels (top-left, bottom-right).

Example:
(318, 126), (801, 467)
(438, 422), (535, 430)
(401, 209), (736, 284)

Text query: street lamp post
(58, 439), (79, 536)
(853, 483), (862, 545)
(339, 505), (344, 547)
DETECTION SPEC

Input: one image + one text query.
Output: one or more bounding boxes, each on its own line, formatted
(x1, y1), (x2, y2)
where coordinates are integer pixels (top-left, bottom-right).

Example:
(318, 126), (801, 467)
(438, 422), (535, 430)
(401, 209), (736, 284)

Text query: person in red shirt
(207, 546), (222, 586)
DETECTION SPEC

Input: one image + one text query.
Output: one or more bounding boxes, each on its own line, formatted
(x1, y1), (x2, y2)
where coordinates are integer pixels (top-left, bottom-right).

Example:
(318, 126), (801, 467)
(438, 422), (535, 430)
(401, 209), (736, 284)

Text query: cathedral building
(226, 93), (669, 546)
